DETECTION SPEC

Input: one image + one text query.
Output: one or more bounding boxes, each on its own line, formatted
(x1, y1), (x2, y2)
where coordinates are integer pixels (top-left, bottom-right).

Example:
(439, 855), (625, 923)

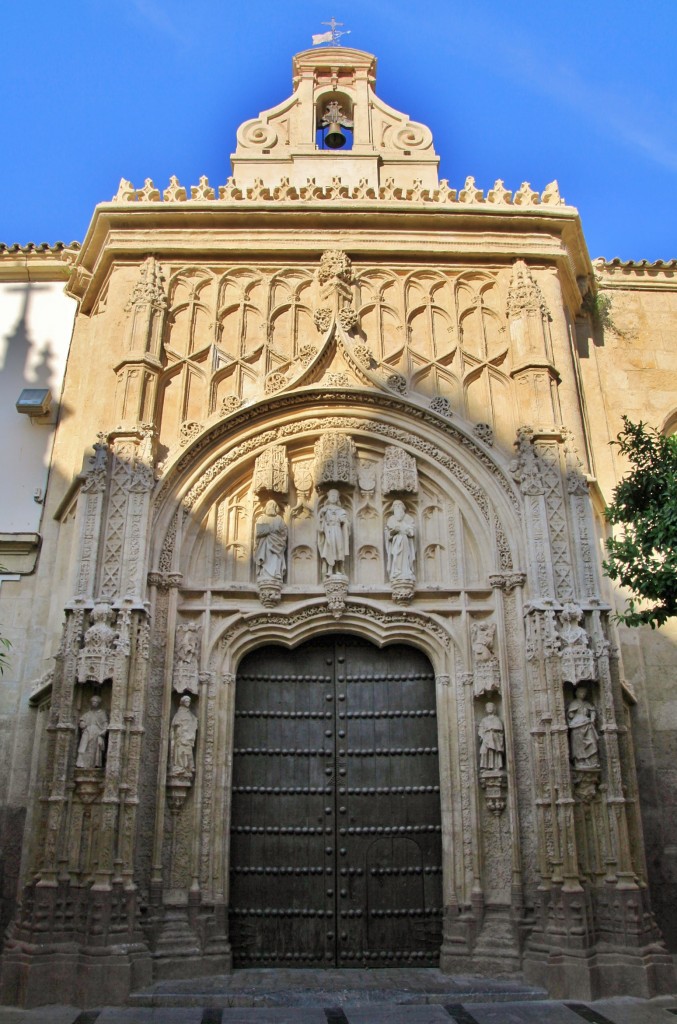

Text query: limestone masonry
(0, 48), (676, 1007)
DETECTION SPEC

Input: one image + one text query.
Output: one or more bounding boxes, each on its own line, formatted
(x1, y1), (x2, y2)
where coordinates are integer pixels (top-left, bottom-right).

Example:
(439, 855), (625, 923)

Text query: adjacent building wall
(577, 259), (677, 945)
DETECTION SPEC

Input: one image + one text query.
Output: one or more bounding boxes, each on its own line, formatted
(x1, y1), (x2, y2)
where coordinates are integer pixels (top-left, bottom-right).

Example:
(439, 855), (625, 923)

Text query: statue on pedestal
(318, 489), (350, 577)
(76, 695), (108, 769)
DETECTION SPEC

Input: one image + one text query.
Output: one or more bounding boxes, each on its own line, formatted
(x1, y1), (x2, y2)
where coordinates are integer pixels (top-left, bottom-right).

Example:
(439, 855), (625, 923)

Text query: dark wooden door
(229, 636), (443, 966)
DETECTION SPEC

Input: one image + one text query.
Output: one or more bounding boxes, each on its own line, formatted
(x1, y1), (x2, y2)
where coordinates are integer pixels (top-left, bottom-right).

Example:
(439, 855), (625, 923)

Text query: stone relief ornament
(507, 260), (549, 319)
(323, 573), (349, 620)
(291, 462), (313, 519)
(253, 445), (289, 496)
(254, 500), (288, 607)
(478, 701), (507, 815)
(220, 395), (243, 414)
(179, 421), (202, 446)
(382, 445), (418, 494)
(509, 425), (544, 495)
(314, 432), (356, 487)
(385, 372), (407, 395)
(558, 604), (596, 684)
(429, 396), (452, 417)
(314, 308), (332, 333)
(317, 489), (350, 577)
(173, 622), (201, 695)
(473, 422), (494, 446)
(384, 500), (416, 604)
(75, 695), (109, 769)
(471, 621), (501, 697)
(77, 604), (118, 684)
(81, 433), (109, 494)
(338, 307), (359, 331)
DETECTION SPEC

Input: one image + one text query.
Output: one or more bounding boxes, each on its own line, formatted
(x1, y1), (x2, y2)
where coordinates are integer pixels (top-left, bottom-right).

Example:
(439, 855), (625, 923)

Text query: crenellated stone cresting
(111, 175), (567, 207)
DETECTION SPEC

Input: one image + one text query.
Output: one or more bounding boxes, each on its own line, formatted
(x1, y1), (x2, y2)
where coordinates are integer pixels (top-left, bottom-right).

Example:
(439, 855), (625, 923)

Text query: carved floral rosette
(479, 769), (507, 815)
(323, 573), (348, 619)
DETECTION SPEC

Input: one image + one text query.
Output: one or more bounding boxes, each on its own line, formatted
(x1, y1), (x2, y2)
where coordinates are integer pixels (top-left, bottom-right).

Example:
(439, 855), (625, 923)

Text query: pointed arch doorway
(229, 635), (443, 967)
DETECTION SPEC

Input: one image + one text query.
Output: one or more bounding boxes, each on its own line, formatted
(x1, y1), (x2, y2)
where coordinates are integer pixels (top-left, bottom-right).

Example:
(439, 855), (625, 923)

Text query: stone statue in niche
(169, 695), (198, 780)
(567, 685), (600, 769)
(173, 622), (201, 695)
(385, 500), (416, 603)
(478, 702), (505, 771)
(559, 604), (596, 684)
(471, 621), (501, 698)
(478, 701), (507, 815)
(76, 695), (109, 769)
(77, 603), (118, 684)
(254, 500), (288, 607)
(318, 489), (350, 577)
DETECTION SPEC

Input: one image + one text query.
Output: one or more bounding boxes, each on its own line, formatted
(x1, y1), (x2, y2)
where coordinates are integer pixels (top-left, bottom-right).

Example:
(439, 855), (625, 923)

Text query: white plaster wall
(0, 281), (76, 533)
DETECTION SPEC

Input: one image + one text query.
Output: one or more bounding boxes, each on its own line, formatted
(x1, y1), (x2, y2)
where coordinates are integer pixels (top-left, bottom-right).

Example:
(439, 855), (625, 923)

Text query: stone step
(128, 968), (547, 1008)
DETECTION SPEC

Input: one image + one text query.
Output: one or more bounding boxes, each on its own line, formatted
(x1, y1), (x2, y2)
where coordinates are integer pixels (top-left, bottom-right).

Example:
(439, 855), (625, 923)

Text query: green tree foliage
(0, 635), (9, 674)
(603, 417), (677, 628)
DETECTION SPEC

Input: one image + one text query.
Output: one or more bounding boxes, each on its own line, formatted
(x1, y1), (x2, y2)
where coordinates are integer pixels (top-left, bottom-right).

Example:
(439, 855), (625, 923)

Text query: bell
(324, 122), (347, 149)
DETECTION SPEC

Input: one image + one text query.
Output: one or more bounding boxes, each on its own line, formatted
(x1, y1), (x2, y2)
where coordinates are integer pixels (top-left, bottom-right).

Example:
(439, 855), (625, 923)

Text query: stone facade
(0, 48), (675, 1006)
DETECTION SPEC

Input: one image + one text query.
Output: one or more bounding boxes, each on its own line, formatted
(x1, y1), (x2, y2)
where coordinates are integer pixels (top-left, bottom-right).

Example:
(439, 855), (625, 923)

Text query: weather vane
(312, 18), (351, 47)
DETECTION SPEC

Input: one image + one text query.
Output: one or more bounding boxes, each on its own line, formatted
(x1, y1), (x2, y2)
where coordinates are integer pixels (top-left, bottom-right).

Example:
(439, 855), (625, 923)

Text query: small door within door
(229, 636), (443, 966)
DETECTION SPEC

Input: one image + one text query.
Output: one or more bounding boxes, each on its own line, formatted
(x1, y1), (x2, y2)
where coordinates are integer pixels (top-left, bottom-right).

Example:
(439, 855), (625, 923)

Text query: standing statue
(254, 500), (288, 582)
(76, 695), (109, 769)
(384, 500), (416, 582)
(317, 488), (350, 576)
(169, 695), (199, 779)
(567, 685), (600, 769)
(478, 701), (505, 771)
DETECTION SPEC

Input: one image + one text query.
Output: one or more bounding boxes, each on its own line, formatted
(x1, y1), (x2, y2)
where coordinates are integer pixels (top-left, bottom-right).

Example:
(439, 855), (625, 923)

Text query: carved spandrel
(313, 432), (356, 487)
(253, 445), (289, 496)
(382, 445), (418, 494)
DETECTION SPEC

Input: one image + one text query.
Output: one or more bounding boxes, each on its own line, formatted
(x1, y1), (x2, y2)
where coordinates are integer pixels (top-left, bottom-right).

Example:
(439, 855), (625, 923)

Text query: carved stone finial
(458, 176), (484, 203)
(507, 260), (549, 319)
(562, 428), (589, 495)
(112, 178), (136, 202)
(513, 181), (540, 206)
(487, 179), (512, 204)
(125, 256), (167, 312)
(541, 179), (564, 205)
(382, 445), (418, 495)
(138, 178), (161, 202)
(82, 434), (109, 493)
(163, 176), (187, 202)
(191, 175), (215, 201)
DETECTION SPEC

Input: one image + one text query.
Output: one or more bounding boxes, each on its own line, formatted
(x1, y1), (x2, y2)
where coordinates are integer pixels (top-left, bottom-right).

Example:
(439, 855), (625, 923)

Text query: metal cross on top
(312, 17), (351, 46)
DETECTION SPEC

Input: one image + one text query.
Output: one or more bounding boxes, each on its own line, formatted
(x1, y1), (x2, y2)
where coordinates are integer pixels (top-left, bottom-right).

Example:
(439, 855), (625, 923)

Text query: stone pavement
(0, 969), (676, 1024)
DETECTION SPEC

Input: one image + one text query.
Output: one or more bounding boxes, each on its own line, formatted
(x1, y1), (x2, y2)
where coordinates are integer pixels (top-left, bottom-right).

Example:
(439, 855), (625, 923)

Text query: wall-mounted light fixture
(16, 388), (52, 418)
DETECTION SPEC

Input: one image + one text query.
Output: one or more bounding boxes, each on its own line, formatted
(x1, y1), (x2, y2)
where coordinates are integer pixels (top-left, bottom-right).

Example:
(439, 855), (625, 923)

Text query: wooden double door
(229, 636), (443, 966)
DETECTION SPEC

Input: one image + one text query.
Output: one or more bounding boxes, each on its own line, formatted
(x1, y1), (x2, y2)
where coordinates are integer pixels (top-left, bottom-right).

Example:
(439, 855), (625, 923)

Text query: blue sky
(3, 1), (676, 260)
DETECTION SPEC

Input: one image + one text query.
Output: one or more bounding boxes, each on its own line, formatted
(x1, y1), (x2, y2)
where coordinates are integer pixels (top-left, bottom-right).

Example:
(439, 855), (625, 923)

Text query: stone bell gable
(0, 46), (674, 1008)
